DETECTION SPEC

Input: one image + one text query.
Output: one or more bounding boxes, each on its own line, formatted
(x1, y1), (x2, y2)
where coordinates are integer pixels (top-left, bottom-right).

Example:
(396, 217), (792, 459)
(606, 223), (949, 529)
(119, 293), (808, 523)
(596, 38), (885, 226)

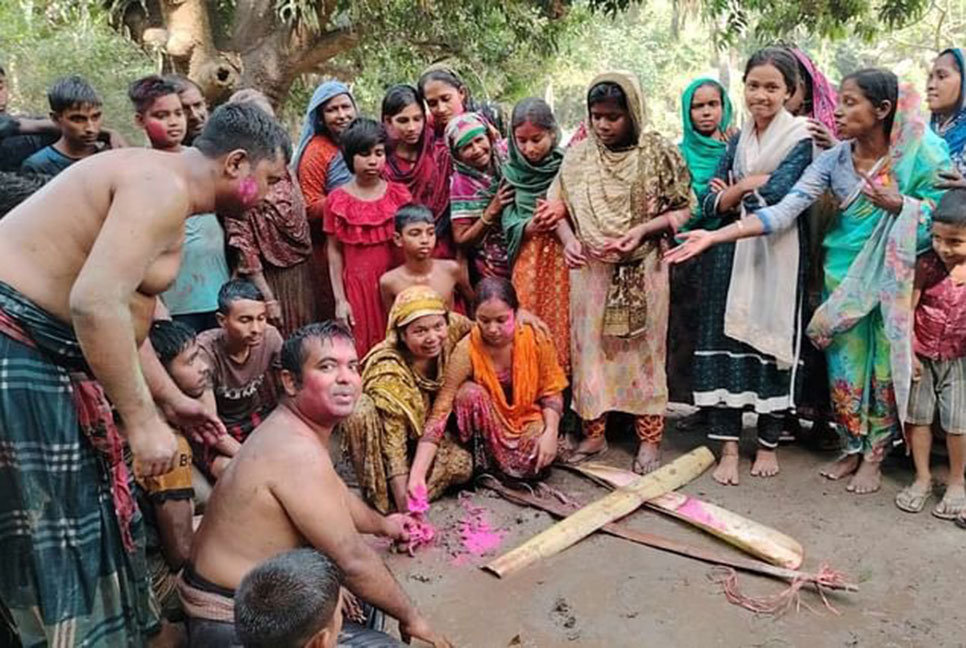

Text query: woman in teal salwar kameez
(668, 68), (951, 494)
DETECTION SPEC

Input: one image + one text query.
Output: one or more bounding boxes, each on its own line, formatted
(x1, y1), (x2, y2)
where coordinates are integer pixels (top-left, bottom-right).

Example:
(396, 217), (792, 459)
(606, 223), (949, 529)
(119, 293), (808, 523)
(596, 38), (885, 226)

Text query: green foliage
(281, 0), (590, 123)
(702, 0), (932, 48)
(0, 0), (155, 143)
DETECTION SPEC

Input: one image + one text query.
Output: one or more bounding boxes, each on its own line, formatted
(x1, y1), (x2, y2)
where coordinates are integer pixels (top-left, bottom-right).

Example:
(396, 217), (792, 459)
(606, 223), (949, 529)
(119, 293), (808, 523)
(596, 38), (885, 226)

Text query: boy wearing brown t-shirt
(197, 280), (283, 476)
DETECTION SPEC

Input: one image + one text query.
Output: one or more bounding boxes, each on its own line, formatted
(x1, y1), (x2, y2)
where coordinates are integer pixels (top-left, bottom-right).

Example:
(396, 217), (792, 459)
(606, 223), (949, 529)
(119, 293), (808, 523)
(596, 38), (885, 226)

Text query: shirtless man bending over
(0, 102), (289, 646)
(184, 321), (451, 648)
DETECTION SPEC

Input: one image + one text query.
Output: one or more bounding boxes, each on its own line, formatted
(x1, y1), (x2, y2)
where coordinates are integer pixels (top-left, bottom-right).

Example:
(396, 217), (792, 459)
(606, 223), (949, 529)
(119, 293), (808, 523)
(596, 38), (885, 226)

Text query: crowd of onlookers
(1, 42), (966, 647)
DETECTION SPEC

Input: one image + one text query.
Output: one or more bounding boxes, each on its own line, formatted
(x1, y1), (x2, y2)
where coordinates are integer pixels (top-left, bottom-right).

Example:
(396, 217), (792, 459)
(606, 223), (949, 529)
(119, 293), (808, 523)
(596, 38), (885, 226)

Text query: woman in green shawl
(669, 70), (951, 494)
(668, 78), (735, 406)
(679, 78), (735, 228)
(503, 98), (573, 372)
(502, 98), (566, 264)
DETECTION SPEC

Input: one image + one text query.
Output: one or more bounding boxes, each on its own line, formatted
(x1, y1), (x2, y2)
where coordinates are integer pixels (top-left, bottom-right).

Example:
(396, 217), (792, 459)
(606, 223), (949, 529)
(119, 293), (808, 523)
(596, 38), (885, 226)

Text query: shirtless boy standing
(380, 203), (473, 311)
(0, 102), (289, 646)
(184, 322), (451, 648)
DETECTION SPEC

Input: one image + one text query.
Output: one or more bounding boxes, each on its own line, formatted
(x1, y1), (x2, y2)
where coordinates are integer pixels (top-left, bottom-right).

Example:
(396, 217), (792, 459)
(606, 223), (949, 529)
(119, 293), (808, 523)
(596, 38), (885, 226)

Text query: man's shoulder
(21, 145), (67, 172)
(265, 325), (284, 352)
(196, 327), (225, 358)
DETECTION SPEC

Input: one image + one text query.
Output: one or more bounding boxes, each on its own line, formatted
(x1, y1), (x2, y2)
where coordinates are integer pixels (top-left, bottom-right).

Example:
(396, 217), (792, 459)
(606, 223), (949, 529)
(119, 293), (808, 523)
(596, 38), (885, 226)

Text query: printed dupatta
(807, 86), (952, 427)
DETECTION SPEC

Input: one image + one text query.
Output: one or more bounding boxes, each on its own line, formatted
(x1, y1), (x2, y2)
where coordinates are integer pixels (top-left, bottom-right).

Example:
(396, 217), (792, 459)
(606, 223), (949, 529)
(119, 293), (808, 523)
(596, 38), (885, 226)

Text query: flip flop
(956, 513), (966, 530)
(895, 483), (933, 513)
(931, 492), (966, 520)
(558, 442), (608, 466)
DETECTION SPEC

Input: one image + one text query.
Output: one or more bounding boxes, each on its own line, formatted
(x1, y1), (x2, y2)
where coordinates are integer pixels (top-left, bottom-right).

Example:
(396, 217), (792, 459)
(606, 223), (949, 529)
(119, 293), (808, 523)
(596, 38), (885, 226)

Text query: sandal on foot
(895, 483), (933, 513)
(558, 442), (608, 466)
(932, 492), (966, 520)
(956, 513), (966, 529)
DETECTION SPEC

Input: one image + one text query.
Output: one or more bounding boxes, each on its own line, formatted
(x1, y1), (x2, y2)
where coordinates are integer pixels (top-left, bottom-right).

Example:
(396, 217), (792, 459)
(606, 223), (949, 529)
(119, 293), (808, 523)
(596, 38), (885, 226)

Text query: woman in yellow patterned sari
(341, 286), (473, 513)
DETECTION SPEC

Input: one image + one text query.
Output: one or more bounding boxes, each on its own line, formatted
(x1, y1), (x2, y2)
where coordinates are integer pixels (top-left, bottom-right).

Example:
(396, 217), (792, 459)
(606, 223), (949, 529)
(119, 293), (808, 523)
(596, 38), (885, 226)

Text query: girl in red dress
(324, 118), (412, 356)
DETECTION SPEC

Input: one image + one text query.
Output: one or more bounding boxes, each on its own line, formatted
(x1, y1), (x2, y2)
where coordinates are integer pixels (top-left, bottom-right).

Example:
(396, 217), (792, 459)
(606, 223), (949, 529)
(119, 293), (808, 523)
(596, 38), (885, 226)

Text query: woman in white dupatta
(674, 47), (814, 486)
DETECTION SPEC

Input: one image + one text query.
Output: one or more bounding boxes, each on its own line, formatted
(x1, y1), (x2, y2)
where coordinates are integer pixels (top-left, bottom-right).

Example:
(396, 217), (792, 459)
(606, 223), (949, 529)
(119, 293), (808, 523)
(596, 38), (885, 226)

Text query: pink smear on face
(457, 493), (506, 556)
(238, 176), (259, 207)
(145, 119), (171, 148)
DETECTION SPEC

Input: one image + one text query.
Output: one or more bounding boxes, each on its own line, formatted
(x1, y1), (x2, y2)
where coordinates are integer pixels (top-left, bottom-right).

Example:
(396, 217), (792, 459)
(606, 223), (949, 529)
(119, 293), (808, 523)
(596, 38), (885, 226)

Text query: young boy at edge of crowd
(380, 203), (474, 312)
(20, 75), (107, 176)
(149, 319), (241, 503)
(897, 188), (966, 526)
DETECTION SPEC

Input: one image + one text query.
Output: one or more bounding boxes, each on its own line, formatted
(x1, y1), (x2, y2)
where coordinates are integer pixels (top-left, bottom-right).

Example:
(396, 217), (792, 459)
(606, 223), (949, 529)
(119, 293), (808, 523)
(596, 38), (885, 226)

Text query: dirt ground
(352, 407), (966, 648)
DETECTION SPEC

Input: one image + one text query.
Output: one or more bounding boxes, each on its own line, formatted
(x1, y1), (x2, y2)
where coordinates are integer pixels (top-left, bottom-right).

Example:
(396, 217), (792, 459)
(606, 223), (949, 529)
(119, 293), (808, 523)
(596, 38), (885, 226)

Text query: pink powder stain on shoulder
(674, 497), (729, 533)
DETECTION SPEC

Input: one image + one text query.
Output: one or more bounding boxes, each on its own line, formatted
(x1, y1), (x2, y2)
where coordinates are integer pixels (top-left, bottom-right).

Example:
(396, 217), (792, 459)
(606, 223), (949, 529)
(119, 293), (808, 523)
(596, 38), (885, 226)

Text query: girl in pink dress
(324, 118), (412, 356)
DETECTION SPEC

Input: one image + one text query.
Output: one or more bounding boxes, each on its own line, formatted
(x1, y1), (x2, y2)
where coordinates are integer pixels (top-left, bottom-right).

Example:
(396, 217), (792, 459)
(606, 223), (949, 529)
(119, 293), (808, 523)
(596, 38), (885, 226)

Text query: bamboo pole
(484, 446), (714, 577)
(564, 461), (805, 569)
(482, 481), (857, 593)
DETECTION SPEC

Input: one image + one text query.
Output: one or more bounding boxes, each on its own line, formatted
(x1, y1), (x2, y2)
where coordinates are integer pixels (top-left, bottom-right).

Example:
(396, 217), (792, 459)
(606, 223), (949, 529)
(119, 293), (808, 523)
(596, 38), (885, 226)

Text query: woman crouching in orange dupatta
(407, 277), (568, 495)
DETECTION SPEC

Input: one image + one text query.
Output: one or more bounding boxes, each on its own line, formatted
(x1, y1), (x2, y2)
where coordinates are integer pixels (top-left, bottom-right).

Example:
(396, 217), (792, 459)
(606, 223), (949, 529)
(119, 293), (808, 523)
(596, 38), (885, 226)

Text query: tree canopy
(1, 0), (961, 142)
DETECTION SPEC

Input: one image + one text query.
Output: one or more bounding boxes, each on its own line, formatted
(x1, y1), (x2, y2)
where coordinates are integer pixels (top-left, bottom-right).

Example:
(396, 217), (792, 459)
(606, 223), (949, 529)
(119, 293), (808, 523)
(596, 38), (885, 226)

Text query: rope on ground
(708, 564), (848, 616)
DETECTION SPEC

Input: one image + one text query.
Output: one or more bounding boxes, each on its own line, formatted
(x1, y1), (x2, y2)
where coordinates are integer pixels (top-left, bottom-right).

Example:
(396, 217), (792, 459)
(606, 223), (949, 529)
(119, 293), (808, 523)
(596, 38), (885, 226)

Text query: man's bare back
(380, 259), (463, 311)
(0, 148), (195, 341)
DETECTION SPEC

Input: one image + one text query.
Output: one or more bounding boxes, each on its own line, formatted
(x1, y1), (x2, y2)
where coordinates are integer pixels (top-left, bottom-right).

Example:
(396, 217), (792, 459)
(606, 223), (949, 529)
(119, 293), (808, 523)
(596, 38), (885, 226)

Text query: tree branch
(293, 27), (360, 75)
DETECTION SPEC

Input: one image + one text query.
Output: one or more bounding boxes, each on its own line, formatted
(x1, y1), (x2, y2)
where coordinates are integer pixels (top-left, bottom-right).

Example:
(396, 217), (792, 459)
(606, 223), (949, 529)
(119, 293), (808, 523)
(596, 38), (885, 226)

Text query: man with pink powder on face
(130, 74), (231, 332)
(0, 102), (289, 646)
(185, 321), (453, 648)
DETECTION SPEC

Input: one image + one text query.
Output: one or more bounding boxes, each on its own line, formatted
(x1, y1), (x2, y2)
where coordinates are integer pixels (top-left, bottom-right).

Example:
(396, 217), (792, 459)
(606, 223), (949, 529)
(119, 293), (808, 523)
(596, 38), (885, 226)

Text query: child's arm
(379, 273), (396, 313)
(198, 388), (240, 456)
(453, 259), (474, 306)
(327, 237), (354, 327)
(910, 258), (928, 381)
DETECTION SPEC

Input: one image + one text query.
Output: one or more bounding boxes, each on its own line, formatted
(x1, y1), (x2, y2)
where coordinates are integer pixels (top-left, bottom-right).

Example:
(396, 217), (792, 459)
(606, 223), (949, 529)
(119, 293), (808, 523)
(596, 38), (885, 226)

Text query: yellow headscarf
(361, 287), (471, 435)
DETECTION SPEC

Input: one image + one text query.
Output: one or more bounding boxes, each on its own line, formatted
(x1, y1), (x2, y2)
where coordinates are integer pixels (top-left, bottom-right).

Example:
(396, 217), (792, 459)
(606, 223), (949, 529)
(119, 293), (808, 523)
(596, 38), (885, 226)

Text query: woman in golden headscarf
(341, 286), (474, 513)
(553, 72), (693, 474)
(407, 277), (568, 494)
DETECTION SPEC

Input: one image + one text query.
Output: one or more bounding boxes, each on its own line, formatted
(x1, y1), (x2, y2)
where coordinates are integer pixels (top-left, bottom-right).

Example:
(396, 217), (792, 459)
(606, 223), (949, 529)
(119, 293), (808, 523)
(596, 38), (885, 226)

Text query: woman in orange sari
(407, 277), (567, 493)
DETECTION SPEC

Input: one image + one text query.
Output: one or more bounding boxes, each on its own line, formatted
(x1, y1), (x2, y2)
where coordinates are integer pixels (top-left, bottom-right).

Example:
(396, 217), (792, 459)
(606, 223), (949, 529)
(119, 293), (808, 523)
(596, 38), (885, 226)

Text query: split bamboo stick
(484, 446), (714, 577)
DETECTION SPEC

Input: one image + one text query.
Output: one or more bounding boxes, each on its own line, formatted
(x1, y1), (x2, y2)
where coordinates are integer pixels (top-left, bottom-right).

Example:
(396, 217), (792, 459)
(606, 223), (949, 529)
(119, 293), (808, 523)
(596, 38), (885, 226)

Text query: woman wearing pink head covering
(785, 46), (839, 150)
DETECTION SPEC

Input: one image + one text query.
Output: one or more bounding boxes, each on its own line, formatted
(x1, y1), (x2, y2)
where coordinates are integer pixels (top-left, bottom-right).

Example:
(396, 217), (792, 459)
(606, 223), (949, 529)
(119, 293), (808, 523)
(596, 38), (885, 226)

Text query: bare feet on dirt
(561, 435), (607, 465)
(846, 458), (881, 494)
(750, 448), (779, 477)
(819, 454), (860, 481)
(632, 442), (661, 475)
(712, 442), (740, 485)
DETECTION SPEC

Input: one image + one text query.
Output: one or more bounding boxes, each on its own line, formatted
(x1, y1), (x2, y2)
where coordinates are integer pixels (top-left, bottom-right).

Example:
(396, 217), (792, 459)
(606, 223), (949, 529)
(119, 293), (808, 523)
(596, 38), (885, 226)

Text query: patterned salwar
(560, 72), (693, 435)
(424, 323), (567, 479)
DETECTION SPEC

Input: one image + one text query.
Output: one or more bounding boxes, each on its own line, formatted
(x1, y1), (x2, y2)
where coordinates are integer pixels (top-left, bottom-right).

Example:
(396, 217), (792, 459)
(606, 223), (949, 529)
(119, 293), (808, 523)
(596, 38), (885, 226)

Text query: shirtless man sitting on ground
(0, 102), (289, 645)
(184, 321), (451, 648)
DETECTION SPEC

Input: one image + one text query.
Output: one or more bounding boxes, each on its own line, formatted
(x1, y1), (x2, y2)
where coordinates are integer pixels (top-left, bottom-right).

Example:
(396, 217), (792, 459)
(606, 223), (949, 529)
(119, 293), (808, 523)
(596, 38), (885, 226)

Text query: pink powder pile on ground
(457, 493), (506, 556)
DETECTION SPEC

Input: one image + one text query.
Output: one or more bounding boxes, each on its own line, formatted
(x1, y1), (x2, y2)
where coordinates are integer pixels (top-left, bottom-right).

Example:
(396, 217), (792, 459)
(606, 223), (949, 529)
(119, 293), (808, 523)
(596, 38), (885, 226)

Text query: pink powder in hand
(402, 484), (435, 555)
(406, 483), (430, 514)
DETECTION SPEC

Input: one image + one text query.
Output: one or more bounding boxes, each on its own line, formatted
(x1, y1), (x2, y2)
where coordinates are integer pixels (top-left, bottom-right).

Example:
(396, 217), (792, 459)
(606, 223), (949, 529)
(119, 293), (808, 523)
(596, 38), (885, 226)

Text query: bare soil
(360, 408), (966, 648)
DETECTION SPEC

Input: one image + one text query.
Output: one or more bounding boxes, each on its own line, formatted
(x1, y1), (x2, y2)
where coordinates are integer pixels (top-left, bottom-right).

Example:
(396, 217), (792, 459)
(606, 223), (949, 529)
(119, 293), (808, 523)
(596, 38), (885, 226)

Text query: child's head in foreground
(235, 549), (344, 648)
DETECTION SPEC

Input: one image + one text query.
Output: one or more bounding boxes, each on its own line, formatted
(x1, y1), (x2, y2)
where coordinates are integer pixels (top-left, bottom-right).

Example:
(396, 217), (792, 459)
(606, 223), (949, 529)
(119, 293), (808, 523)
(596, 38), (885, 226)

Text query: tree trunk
(151, 0), (356, 113)
(158, 0), (241, 104)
